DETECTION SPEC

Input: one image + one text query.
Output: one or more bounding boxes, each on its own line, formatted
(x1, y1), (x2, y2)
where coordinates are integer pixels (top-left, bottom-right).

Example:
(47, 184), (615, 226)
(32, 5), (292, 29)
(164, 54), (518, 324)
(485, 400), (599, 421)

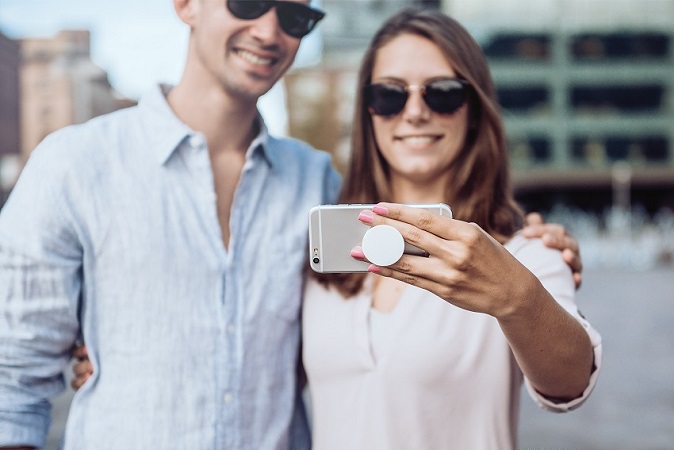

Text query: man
(1, 1), (334, 448)
(0, 1), (581, 448)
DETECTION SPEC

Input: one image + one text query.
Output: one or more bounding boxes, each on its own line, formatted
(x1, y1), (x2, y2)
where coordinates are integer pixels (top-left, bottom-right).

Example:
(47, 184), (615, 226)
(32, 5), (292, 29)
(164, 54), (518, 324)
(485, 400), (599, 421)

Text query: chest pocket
(263, 237), (306, 322)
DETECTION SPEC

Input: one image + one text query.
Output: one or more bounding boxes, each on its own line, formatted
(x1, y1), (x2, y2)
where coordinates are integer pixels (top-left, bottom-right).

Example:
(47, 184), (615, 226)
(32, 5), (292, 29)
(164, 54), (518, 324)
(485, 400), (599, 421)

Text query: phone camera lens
(312, 257), (320, 264)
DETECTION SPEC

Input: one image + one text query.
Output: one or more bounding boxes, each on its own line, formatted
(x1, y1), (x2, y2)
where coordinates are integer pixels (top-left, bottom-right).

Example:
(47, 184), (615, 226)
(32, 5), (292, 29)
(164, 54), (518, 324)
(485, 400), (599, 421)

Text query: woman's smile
(394, 133), (444, 149)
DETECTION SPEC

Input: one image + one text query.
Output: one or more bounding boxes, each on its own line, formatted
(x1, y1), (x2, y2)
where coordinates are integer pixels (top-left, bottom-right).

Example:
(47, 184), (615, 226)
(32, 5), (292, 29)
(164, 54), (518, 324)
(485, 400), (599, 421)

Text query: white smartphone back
(308, 203), (452, 273)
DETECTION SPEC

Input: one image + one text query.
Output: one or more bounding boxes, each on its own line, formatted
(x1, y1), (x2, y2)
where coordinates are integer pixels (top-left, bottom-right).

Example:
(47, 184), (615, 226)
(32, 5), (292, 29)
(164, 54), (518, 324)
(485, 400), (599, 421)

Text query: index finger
(524, 212), (544, 227)
(370, 203), (503, 264)
(371, 202), (460, 241)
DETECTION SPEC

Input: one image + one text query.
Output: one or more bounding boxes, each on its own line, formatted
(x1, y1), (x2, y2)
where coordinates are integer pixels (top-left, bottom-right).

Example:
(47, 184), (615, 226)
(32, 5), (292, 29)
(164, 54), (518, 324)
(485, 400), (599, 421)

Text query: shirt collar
(247, 115), (279, 169)
(138, 84), (193, 165)
(139, 84), (277, 168)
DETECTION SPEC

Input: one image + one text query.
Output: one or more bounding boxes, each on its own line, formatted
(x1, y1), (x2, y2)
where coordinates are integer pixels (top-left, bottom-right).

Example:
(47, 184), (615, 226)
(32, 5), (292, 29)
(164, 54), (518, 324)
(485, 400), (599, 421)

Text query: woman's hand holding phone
(350, 202), (537, 319)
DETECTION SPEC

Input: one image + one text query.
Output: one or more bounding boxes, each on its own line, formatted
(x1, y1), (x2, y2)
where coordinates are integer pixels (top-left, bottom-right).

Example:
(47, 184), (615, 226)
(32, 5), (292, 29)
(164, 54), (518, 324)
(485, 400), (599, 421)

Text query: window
(571, 85), (664, 112)
(572, 136), (669, 163)
(510, 137), (551, 165)
(483, 33), (550, 60)
(572, 32), (670, 60)
(497, 87), (549, 113)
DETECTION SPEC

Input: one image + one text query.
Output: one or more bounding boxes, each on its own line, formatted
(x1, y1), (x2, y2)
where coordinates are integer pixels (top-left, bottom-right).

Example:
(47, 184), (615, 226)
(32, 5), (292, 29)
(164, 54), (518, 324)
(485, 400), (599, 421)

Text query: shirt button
(189, 134), (203, 148)
(224, 393), (234, 404)
(227, 324), (235, 335)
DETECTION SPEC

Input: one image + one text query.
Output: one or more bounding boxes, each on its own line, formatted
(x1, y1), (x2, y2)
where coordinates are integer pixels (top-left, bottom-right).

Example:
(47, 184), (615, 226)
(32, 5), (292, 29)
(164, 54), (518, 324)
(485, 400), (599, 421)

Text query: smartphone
(308, 203), (452, 273)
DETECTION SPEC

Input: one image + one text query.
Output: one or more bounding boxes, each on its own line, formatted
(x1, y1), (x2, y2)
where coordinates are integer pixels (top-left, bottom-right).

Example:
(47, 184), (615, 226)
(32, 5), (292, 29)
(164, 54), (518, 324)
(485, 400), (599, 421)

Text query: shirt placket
(184, 133), (241, 448)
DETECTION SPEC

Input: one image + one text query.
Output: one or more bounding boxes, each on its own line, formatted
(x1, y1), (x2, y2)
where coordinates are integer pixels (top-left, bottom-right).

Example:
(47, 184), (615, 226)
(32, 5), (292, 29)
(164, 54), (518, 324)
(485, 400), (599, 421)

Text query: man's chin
(223, 80), (274, 104)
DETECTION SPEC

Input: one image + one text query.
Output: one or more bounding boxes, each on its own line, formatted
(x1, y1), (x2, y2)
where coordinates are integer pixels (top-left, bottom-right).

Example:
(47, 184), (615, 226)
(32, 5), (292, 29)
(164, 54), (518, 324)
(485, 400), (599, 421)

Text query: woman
(302, 8), (601, 449)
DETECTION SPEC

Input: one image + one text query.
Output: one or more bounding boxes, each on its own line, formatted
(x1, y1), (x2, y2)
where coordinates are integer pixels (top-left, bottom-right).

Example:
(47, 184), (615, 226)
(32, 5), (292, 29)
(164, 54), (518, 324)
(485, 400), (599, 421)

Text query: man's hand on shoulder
(523, 212), (583, 289)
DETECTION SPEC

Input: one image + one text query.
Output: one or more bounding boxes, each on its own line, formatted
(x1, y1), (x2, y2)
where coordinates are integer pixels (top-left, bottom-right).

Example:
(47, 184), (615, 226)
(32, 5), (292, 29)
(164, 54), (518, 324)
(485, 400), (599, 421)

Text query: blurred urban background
(2, 0), (674, 269)
(1, 0), (673, 448)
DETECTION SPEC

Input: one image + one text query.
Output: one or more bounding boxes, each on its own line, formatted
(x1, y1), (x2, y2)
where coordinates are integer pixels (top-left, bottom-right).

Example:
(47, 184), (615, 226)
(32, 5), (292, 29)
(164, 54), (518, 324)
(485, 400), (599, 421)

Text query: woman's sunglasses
(364, 78), (471, 117)
(226, 0), (325, 39)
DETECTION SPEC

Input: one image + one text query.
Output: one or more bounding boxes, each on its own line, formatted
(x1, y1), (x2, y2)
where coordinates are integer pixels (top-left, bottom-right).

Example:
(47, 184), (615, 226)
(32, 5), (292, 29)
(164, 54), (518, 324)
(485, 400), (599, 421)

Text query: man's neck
(167, 81), (259, 156)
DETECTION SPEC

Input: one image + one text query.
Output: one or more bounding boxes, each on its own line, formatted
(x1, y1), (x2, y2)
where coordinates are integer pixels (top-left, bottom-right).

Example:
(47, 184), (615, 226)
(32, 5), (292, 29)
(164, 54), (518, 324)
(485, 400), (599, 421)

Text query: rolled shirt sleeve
(0, 132), (83, 447)
(524, 314), (603, 412)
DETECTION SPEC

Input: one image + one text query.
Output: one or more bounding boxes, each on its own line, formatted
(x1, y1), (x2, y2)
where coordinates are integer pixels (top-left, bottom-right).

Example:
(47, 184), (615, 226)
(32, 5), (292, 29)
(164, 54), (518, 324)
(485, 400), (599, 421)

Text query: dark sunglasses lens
(277, 3), (324, 38)
(227, 0), (271, 20)
(424, 79), (467, 114)
(366, 84), (408, 116)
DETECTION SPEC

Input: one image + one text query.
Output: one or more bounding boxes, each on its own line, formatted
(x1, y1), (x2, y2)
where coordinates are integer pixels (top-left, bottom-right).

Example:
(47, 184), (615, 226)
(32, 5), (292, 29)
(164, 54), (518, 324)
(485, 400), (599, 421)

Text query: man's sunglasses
(364, 78), (471, 117)
(227, 0), (325, 39)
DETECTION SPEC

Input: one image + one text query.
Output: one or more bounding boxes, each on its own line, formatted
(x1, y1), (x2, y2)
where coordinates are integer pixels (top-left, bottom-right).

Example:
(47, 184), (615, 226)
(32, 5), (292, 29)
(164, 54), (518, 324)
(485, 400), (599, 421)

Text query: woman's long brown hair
(313, 7), (524, 297)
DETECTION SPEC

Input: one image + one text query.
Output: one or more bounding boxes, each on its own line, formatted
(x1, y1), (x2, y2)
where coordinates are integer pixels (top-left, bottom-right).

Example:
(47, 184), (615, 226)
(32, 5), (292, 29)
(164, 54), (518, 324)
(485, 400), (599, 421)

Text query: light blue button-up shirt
(0, 85), (341, 449)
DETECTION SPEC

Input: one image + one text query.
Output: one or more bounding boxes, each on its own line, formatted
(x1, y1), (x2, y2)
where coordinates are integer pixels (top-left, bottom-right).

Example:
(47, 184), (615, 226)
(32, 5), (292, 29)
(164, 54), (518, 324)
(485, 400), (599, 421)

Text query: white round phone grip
(361, 225), (404, 266)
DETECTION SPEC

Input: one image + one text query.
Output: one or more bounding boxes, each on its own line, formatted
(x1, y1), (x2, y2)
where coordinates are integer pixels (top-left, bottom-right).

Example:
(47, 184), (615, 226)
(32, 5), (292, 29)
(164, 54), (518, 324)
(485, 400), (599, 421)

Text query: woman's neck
(390, 176), (450, 205)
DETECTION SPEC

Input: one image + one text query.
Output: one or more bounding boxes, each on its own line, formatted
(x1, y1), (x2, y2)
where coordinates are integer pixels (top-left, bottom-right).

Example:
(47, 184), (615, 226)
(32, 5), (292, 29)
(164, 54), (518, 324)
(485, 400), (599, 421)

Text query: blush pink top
(302, 233), (602, 450)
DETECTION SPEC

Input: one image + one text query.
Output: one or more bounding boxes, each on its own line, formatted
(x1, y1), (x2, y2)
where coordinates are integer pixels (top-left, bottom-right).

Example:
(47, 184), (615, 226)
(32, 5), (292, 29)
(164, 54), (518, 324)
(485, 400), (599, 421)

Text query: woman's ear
(174, 0), (199, 26)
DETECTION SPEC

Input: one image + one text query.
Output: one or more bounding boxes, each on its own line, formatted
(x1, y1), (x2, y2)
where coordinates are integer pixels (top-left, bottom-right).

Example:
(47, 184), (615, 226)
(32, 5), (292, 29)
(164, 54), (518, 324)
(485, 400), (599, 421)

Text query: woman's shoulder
(504, 231), (571, 278)
(505, 230), (559, 257)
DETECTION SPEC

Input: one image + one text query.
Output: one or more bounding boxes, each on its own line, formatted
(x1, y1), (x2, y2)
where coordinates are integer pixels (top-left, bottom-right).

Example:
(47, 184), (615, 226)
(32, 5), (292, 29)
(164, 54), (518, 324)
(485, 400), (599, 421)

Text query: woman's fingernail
(372, 205), (389, 215)
(358, 210), (374, 223)
(350, 247), (365, 259)
(367, 264), (382, 273)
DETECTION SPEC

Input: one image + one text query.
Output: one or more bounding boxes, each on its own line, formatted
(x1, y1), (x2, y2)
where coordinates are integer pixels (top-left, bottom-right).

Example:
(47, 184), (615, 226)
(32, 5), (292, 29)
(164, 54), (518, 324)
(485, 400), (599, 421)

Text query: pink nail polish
(350, 248), (365, 259)
(372, 205), (389, 215)
(367, 265), (382, 273)
(358, 210), (374, 223)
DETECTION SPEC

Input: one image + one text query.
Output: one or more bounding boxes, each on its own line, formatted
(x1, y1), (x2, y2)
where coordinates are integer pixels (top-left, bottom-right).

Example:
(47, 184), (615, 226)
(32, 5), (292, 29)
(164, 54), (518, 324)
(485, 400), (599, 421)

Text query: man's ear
(174, 0), (199, 26)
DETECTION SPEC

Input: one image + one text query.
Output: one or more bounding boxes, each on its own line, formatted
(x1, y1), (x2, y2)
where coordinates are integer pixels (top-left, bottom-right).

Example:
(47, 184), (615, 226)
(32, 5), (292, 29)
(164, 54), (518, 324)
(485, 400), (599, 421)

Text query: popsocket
(361, 225), (404, 266)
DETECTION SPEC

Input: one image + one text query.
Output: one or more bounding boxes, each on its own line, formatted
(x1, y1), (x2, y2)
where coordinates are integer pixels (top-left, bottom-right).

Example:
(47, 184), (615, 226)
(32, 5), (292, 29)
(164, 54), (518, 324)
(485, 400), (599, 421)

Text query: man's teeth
(238, 50), (273, 66)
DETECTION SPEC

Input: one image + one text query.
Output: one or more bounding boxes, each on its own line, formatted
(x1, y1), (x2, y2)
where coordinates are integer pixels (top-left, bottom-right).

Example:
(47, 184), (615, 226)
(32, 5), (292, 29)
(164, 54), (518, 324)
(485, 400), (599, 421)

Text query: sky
(0, 0), (323, 133)
(0, 0), (190, 99)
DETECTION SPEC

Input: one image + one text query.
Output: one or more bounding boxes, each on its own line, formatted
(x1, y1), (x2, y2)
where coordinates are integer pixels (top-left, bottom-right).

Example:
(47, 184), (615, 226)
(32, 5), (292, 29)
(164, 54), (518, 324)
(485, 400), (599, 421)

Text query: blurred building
(20, 30), (136, 163)
(0, 29), (137, 209)
(287, 0), (674, 214)
(0, 32), (21, 205)
(320, 0), (439, 58)
(461, 0), (674, 214)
